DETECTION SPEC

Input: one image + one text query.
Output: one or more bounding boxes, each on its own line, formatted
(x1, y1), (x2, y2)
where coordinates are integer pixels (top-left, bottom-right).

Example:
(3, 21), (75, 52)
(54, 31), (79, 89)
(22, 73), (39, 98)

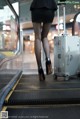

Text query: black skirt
(31, 8), (55, 23)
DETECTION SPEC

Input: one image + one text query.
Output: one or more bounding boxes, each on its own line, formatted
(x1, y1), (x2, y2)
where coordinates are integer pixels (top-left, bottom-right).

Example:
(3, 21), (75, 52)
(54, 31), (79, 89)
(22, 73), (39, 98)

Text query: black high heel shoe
(38, 68), (45, 81)
(46, 60), (52, 75)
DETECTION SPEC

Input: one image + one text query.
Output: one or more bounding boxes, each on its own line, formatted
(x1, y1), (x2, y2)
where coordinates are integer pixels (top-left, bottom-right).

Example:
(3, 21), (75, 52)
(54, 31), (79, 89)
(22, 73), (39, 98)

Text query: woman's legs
(41, 23), (52, 74)
(33, 22), (45, 80)
(32, 22), (52, 78)
(41, 23), (51, 60)
(33, 22), (42, 69)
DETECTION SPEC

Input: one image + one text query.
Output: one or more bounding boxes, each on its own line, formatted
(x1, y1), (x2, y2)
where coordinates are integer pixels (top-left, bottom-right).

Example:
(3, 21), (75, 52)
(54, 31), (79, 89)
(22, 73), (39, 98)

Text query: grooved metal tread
(6, 104), (80, 119)
(5, 75), (80, 105)
(5, 89), (80, 105)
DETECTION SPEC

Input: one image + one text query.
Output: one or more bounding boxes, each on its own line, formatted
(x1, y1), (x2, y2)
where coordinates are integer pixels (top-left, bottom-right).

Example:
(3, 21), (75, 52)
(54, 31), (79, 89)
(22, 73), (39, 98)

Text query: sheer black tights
(33, 22), (51, 69)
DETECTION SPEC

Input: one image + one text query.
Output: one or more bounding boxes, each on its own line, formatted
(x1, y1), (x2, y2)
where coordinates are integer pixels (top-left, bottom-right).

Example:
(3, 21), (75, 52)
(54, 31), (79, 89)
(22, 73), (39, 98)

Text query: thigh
(33, 23), (41, 39)
(41, 23), (52, 39)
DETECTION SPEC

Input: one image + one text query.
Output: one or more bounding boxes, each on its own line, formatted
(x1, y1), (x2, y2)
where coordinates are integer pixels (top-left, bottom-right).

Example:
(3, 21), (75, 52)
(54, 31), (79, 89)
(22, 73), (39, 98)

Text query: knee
(35, 33), (41, 40)
(41, 37), (47, 42)
(41, 32), (47, 41)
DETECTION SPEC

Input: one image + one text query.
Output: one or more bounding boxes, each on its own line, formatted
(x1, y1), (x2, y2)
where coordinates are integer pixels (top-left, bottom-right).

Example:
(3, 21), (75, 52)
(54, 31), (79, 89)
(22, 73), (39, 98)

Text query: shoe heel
(46, 60), (52, 75)
(38, 68), (45, 81)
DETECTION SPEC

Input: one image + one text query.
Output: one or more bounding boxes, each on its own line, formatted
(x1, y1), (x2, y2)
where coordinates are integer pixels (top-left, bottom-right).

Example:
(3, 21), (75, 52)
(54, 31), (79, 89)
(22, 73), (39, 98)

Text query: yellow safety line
(0, 107), (7, 119)
(5, 74), (22, 103)
(1, 106), (7, 111)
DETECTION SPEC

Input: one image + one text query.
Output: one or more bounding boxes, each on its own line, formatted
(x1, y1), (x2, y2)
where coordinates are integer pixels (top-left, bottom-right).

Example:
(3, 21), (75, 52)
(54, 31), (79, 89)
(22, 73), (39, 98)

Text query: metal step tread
(6, 104), (80, 119)
(5, 75), (80, 105)
(5, 89), (80, 105)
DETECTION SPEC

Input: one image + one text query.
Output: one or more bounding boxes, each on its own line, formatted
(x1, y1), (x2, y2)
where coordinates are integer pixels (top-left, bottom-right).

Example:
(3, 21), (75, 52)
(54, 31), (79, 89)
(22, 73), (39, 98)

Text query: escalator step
(20, 74), (80, 83)
(5, 76), (80, 105)
(6, 105), (80, 119)
(15, 81), (80, 90)
(5, 89), (80, 105)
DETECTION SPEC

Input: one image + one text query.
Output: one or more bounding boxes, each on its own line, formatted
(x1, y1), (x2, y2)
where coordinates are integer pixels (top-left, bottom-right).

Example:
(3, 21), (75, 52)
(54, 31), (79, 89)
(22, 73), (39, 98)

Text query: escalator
(1, 74), (80, 119)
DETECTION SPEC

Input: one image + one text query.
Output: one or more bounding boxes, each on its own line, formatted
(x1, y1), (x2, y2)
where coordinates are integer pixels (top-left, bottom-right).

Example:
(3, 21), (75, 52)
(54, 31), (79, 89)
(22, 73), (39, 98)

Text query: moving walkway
(1, 72), (80, 119)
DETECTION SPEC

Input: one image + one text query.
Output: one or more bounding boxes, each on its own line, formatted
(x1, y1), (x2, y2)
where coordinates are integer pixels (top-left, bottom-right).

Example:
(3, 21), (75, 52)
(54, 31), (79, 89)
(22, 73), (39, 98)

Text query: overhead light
(56, 23), (64, 30)
(74, 5), (80, 9)
(70, 19), (74, 22)
(60, 19), (63, 23)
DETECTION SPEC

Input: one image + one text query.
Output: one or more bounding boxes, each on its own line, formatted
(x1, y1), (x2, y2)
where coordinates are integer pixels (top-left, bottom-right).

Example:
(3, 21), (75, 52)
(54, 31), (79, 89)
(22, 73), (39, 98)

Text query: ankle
(38, 66), (42, 71)
(46, 57), (51, 61)
(38, 68), (45, 81)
